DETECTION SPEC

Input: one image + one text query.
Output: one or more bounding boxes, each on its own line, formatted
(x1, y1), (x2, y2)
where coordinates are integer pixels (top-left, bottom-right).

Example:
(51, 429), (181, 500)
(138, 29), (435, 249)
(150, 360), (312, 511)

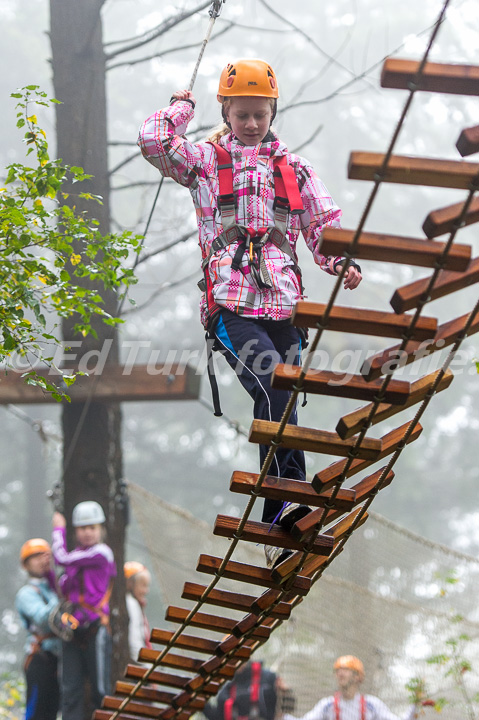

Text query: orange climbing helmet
(217, 59), (279, 100)
(20, 538), (51, 563)
(124, 561), (147, 580)
(334, 655), (365, 681)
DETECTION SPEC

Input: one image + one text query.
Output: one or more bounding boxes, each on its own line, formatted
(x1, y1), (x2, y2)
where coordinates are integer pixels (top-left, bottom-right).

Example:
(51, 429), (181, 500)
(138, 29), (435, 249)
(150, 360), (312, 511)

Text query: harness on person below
(77, 570), (114, 628)
(201, 142), (306, 416)
(333, 692), (366, 720)
(224, 661), (264, 720)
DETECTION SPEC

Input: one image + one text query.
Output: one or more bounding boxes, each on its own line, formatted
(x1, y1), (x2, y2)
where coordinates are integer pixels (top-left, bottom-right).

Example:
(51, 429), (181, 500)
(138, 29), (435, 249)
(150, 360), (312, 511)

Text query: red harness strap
(333, 692), (366, 720)
(224, 661), (263, 720)
(273, 155), (304, 214)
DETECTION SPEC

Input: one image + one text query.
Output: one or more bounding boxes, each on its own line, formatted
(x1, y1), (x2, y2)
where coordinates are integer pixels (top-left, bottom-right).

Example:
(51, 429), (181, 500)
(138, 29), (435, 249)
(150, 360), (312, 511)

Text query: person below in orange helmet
(15, 539), (61, 720)
(124, 561), (152, 663)
(283, 655), (421, 720)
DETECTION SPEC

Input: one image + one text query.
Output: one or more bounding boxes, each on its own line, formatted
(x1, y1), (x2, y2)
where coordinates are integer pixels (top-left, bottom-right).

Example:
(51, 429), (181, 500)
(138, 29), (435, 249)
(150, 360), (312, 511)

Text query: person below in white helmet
(284, 656), (421, 720)
(138, 58), (362, 570)
(52, 501), (116, 720)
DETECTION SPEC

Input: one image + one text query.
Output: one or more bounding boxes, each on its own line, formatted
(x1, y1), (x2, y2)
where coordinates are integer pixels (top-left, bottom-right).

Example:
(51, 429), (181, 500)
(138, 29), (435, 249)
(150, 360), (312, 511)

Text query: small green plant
(0, 672), (24, 719)
(406, 572), (479, 718)
(1, 86), (141, 399)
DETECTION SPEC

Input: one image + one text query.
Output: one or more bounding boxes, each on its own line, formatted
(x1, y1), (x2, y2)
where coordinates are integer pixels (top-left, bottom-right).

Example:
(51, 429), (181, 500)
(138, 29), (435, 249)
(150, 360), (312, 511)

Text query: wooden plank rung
(312, 422), (423, 492)
(230, 471), (356, 510)
(336, 370), (454, 439)
(165, 606), (271, 639)
(196, 553), (311, 595)
(457, 125), (479, 157)
(361, 310), (479, 382)
(249, 418), (383, 458)
(181, 581), (291, 620)
(318, 227), (471, 270)
(422, 197), (479, 238)
(291, 502), (368, 544)
(381, 58), (479, 96)
(390, 257), (479, 314)
(272, 364), (412, 405)
(213, 514), (334, 556)
(291, 299), (440, 337)
(348, 151), (479, 189)
(150, 628), (251, 659)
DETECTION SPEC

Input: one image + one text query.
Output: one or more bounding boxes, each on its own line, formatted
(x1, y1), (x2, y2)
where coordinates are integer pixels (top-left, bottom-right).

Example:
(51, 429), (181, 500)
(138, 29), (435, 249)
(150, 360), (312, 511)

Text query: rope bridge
(96, 1), (479, 717)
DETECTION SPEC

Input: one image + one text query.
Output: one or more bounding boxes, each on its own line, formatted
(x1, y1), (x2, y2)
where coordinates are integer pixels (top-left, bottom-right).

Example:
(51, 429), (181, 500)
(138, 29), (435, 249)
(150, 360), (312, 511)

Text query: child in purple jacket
(52, 501), (116, 720)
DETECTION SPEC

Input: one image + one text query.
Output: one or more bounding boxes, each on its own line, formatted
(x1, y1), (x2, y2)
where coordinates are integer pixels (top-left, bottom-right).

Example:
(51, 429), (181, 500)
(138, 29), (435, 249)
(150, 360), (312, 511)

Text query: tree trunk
(49, 0), (129, 698)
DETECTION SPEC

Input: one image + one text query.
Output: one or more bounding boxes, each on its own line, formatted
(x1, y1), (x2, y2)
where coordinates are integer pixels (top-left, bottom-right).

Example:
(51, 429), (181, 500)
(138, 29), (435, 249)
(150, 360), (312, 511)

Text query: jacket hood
(218, 130), (288, 159)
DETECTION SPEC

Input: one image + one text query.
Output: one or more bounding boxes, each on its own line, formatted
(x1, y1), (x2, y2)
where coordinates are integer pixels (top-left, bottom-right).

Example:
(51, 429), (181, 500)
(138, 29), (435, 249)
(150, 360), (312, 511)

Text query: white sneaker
(264, 545), (293, 570)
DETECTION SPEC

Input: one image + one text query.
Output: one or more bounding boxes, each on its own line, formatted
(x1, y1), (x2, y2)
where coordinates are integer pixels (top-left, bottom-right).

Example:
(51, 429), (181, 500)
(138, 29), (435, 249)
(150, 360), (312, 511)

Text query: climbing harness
(200, 142), (307, 416)
(224, 662), (269, 720)
(333, 692), (366, 720)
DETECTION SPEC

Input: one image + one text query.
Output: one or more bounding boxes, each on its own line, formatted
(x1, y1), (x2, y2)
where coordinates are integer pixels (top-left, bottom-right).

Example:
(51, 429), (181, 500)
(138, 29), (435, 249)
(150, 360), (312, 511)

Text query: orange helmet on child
(334, 655), (365, 681)
(124, 561), (147, 580)
(20, 538), (51, 563)
(217, 59), (279, 100)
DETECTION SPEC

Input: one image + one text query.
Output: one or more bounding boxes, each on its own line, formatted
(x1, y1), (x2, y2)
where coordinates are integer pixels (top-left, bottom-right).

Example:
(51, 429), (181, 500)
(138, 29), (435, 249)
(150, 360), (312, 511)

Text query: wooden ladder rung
(381, 58), (479, 96)
(336, 369), (454, 439)
(291, 498), (369, 543)
(124, 666), (220, 699)
(292, 468), (394, 542)
(165, 606), (271, 639)
(250, 587), (301, 616)
(318, 227), (471, 270)
(214, 633), (257, 659)
(184, 675), (223, 695)
(272, 510), (369, 582)
(150, 628), (251, 659)
(249, 418), (383, 457)
(230, 471), (356, 511)
(361, 309), (479, 382)
(348, 151), (479, 189)
(312, 422), (423, 492)
(213, 514), (335, 556)
(292, 299), (439, 338)
(137, 648), (203, 674)
(196, 553), (312, 596)
(95, 712), (147, 720)
(422, 197), (479, 238)
(169, 691), (208, 711)
(160, 710), (193, 720)
(272, 364), (412, 406)
(181, 581), (291, 620)
(390, 257), (479, 313)
(457, 125), (479, 157)
(197, 656), (243, 679)
(102, 696), (161, 718)
(115, 683), (206, 710)
(93, 710), (145, 720)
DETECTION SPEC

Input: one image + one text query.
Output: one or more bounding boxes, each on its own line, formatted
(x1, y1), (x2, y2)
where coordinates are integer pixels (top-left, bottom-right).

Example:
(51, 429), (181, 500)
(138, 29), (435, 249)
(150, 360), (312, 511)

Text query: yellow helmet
(20, 538), (51, 563)
(334, 655), (365, 681)
(217, 59), (279, 100)
(124, 561), (147, 580)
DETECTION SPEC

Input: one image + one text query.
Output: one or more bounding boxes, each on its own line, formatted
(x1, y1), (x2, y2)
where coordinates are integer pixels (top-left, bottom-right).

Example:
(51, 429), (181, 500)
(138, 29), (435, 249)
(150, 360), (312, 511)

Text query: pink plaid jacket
(138, 100), (343, 324)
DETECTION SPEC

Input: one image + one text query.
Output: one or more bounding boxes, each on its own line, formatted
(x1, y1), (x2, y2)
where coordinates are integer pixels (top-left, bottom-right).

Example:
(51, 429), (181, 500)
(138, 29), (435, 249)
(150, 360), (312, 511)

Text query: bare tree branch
(107, 23), (232, 71)
(136, 229), (197, 266)
(121, 269), (199, 316)
(105, 1), (210, 60)
(109, 151), (140, 176)
(291, 121), (323, 155)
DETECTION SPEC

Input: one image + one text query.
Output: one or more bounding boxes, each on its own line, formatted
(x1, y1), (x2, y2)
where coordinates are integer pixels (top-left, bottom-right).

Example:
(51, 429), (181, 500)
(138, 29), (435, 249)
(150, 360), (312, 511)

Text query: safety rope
(107, 1), (476, 718)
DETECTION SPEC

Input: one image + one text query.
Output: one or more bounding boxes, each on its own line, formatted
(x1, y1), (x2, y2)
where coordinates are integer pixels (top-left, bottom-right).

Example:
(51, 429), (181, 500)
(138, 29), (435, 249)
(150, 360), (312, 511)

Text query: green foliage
(0, 672), (24, 719)
(405, 572), (478, 718)
(1, 86), (142, 400)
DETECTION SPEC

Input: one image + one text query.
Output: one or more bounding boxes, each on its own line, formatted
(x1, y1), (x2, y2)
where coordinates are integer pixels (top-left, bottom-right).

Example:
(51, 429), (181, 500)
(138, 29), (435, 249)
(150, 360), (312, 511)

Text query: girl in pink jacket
(138, 59), (362, 569)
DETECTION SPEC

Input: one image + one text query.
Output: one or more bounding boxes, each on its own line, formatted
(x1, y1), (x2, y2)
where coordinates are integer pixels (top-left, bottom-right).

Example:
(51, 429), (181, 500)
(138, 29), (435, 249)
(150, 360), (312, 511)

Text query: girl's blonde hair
(206, 97), (275, 143)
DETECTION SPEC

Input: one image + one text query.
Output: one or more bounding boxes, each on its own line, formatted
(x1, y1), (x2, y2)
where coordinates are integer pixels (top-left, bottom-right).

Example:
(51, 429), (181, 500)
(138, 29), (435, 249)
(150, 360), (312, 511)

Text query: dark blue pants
(62, 623), (111, 720)
(214, 309), (306, 524)
(24, 650), (60, 720)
